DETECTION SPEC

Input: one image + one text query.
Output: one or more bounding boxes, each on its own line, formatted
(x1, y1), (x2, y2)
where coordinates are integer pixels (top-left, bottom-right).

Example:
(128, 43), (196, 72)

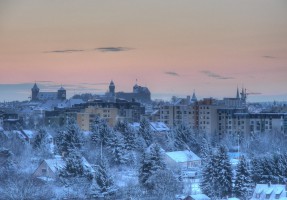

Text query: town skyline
(1, 0), (287, 102)
(0, 80), (286, 103)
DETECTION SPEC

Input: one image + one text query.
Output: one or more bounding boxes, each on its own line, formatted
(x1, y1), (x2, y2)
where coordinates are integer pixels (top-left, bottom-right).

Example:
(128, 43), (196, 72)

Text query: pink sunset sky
(0, 0), (287, 102)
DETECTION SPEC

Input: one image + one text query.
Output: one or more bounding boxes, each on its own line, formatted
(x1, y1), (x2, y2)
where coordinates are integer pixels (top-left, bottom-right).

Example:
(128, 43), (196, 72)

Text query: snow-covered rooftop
(45, 156), (66, 173)
(190, 194), (211, 200)
(129, 122), (170, 132)
(22, 130), (35, 139)
(165, 150), (201, 163)
(150, 122), (170, 132)
(251, 184), (287, 200)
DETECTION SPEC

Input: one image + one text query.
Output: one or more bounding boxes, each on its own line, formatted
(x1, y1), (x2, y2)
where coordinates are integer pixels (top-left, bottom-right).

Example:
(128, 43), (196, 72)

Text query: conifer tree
(56, 118), (83, 155)
(200, 137), (212, 164)
(201, 146), (233, 199)
(107, 133), (127, 165)
(91, 118), (112, 147)
(94, 158), (116, 197)
(139, 143), (166, 191)
(215, 145), (233, 198)
(115, 120), (137, 151)
(250, 157), (264, 184)
(138, 118), (153, 146)
(234, 156), (252, 200)
(60, 150), (84, 178)
(91, 115), (102, 143)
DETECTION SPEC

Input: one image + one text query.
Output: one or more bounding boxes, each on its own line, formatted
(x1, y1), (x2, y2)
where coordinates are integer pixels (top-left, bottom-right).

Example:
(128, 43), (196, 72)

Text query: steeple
(236, 86), (240, 99)
(109, 80), (115, 95)
(191, 90), (197, 102)
(31, 83), (40, 101)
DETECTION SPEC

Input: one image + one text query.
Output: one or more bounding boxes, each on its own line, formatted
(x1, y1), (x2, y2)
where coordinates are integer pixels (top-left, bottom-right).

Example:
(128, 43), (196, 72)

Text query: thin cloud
(201, 70), (234, 80)
(43, 49), (85, 53)
(95, 47), (132, 52)
(165, 71), (180, 77)
(262, 55), (277, 59)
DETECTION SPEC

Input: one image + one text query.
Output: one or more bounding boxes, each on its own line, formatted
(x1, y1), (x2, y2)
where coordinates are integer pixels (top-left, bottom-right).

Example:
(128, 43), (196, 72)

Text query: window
(42, 168), (47, 173)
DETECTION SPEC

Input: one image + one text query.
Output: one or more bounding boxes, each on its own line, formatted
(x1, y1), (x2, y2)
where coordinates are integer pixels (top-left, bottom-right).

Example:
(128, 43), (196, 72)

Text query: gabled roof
(45, 156), (66, 173)
(165, 150), (201, 163)
(250, 184), (287, 200)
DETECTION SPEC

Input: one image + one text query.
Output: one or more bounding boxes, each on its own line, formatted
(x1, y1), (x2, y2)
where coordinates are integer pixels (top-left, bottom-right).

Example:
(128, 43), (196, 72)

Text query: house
(165, 150), (201, 170)
(33, 155), (94, 181)
(33, 155), (66, 180)
(189, 194), (211, 200)
(250, 184), (287, 200)
(176, 194), (210, 200)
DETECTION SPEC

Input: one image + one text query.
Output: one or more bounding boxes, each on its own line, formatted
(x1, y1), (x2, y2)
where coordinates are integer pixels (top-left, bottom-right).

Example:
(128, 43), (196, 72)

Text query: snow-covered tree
(200, 154), (217, 197)
(60, 151), (84, 178)
(138, 118), (153, 146)
(56, 118), (83, 155)
(91, 118), (113, 147)
(215, 145), (233, 198)
(107, 132), (128, 165)
(200, 137), (212, 164)
(234, 156), (252, 200)
(114, 120), (137, 151)
(147, 169), (182, 198)
(93, 157), (116, 198)
(201, 145), (233, 199)
(174, 123), (199, 153)
(139, 143), (166, 191)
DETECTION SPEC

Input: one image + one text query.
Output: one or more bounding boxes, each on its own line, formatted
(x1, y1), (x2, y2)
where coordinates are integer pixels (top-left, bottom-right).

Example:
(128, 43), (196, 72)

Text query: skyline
(0, 81), (286, 103)
(1, 0), (287, 102)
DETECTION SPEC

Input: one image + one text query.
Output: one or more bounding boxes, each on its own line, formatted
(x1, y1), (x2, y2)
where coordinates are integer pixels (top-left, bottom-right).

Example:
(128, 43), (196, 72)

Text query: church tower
(236, 87), (240, 99)
(31, 83), (39, 101)
(57, 86), (66, 100)
(109, 80), (115, 96)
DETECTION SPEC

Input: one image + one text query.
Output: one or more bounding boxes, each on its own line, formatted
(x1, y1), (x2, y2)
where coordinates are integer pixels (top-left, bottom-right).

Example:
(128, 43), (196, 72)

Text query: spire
(32, 83), (39, 91)
(191, 90), (197, 102)
(236, 86), (240, 99)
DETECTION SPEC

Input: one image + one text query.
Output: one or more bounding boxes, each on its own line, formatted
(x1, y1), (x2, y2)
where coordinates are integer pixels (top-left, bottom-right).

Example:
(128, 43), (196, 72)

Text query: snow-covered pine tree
(90, 115), (102, 144)
(250, 157), (264, 184)
(115, 120), (137, 151)
(173, 124), (191, 150)
(138, 118), (153, 146)
(56, 118), (83, 155)
(139, 143), (166, 191)
(60, 150), (84, 178)
(138, 151), (153, 189)
(174, 123), (199, 152)
(261, 157), (274, 183)
(107, 132), (127, 165)
(200, 137), (212, 164)
(33, 129), (48, 150)
(200, 153), (217, 198)
(215, 145), (233, 198)
(95, 157), (116, 197)
(234, 156), (252, 200)
(149, 143), (166, 173)
(91, 118), (113, 147)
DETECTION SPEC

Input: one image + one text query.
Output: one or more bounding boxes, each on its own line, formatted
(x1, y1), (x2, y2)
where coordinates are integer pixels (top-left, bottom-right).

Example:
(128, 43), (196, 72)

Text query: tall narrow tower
(236, 87), (240, 99)
(31, 83), (39, 101)
(57, 86), (66, 100)
(109, 80), (115, 96)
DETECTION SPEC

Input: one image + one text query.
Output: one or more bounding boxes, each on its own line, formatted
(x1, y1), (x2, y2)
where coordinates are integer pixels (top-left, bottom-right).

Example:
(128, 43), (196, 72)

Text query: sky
(0, 0), (287, 102)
